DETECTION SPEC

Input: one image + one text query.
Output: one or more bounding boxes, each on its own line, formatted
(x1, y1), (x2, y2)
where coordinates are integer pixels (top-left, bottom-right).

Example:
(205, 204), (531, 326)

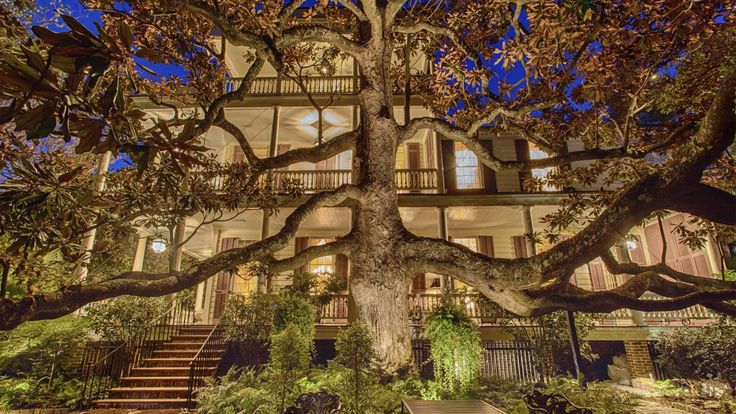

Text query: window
(308, 239), (334, 274)
(454, 143), (482, 189)
(452, 237), (478, 252)
(529, 144), (555, 191)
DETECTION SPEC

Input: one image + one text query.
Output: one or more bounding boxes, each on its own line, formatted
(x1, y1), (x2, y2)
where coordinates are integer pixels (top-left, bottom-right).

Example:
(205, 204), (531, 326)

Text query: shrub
(220, 293), (316, 342)
(657, 316), (736, 394)
(197, 368), (270, 414)
(220, 293), (274, 342)
(333, 324), (376, 413)
(86, 295), (169, 342)
(0, 377), (84, 409)
(538, 377), (640, 414)
(424, 300), (482, 396)
(0, 316), (89, 380)
(265, 323), (313, 412)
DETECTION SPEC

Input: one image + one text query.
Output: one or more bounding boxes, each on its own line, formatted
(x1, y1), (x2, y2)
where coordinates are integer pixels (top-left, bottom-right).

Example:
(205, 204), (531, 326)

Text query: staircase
(92, 325), (226, 409)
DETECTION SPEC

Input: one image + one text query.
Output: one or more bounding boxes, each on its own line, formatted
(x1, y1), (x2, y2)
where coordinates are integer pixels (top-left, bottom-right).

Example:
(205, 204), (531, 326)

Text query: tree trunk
(347, 49), (413, 370)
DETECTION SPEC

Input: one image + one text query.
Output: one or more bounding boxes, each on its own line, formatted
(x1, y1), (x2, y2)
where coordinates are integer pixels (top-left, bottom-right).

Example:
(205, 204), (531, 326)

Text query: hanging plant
(424, 300), (482, 396)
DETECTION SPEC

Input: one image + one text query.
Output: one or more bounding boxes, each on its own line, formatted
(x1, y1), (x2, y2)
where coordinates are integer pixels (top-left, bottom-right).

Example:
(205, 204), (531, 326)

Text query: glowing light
(151, 237), (167, 254)
(626, 238), (638, 250)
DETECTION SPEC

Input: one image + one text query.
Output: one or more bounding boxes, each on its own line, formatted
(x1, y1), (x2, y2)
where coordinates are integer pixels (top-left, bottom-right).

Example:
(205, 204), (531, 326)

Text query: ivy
(424, 300), (482, 396)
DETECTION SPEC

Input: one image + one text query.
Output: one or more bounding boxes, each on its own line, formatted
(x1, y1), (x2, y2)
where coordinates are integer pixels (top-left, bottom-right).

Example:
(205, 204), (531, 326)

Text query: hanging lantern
(151, 237), (167, 254)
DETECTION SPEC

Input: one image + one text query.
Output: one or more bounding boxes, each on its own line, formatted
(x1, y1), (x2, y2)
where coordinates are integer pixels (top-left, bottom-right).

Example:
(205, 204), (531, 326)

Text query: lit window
(452, 237), (478, 252)
(308, 239), (334, 274)
(450, 238), (477, 292)
(529, 144), (555, 191)
(454, 143), (482, 189)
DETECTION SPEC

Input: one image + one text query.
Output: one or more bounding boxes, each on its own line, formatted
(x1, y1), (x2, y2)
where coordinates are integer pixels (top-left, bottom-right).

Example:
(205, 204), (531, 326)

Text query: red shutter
(515, 139), (531, 192)
(407, 143), (420, 190)
(441, 140), (457, 193)
(412, 274), (426, 293)
(478, 236), (494, 257)
(425, 136), (435, 168)
(213, 237), (240, 319)
(294, 237), (310, 274)
(628, 236), (645, 264)
(480, 140), (497, 194)
(233, 147), (245, 164)
(589, 261), (607, 291)
(513, 236), (528, 258)
(276, 144), (291, 155)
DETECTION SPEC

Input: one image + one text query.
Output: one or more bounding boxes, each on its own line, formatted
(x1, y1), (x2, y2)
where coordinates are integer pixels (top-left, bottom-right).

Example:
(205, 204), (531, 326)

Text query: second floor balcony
(213, 168), (440, 194)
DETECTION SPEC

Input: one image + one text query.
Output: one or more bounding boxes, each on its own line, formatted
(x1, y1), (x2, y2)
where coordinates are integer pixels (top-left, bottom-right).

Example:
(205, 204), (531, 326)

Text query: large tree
(1, 0), (735, 371)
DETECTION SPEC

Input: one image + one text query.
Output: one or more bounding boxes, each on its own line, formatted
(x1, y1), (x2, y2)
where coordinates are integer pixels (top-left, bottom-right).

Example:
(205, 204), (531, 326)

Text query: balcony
(315, 293), (718, 328)
(224, 75), (416, 96)
(213, 169), (439, 194)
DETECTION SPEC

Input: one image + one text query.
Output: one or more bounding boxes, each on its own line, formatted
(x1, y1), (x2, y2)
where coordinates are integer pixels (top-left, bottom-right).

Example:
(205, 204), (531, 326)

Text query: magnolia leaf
(14, 102), (56, 132)
(118, 21), (133, 51)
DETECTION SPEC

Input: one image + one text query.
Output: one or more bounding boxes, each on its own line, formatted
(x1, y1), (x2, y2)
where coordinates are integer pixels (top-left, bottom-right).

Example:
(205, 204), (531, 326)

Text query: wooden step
(163, 341), (222, 350)
(143, 357), (221, 368)
(93, 398), (190, 409)
(108, 386), (190, 399)
(130, 367), (204, 376)
(119, 376), (199, 387)
(169, 334), (211, 341)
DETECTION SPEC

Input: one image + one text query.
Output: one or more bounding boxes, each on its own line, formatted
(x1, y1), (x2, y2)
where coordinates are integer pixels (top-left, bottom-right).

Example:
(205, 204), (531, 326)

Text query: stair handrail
(187, 322), (225, 407)
(80, 299), (195, 406)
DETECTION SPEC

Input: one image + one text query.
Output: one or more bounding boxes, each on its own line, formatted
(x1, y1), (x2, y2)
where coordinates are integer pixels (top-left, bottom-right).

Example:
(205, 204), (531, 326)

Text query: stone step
(93, 398), (190, 409)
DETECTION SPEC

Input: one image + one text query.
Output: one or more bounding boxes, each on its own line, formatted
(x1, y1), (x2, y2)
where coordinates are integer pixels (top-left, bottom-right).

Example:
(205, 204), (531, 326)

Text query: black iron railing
(187, 324), (226, 406)
(80, 300), (195, 405)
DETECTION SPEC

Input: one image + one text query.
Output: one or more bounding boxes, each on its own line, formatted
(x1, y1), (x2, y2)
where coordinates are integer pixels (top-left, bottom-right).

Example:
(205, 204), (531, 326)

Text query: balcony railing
(212, 169), (439, 193)
(224, 74), (419, 95)
(314, 293), (718, 328)
(271, 169), (353, 192)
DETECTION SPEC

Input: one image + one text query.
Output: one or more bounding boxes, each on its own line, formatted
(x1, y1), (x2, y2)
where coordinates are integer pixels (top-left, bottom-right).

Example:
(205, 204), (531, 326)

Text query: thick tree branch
(258, 129), (359, 169)
(600, 250), (736, 290)
(673, 184), (736, 225)
(0, 185), (362, 330)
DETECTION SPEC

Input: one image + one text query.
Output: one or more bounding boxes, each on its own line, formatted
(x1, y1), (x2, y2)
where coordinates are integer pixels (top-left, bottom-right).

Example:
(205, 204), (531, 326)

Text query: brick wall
(624, 340), (655, 388)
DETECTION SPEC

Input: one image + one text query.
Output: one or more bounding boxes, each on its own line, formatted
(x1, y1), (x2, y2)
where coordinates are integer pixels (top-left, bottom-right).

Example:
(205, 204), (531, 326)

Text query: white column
(270, 106), (280, 157)
(169, 216), (187, 272)
(74, 151), (112, 281)
(521, 206), (536, 256)
(201, 228), (222, 324)
(258, 211), (270, 294)
(438, 207), (451, 290)
(131, 234), (148, 272)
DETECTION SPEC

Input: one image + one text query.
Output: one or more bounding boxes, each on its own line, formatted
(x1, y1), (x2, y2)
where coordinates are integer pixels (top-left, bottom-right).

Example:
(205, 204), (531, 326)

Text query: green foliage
(221, 293), (316, 341)
(197, 368), (271, 414)
(0, 377), (85, 409)
(221, 293), (274, 342)
(266, 323), (314, 412)
(272, 294), (316, 339)
(657, 316), (736, 393)
(424, 301), (482, 396)
(284, 271), (346, 306)
(533, 377), (641, 414)
(499, 309), (596, 380)
(652, 379), (689, 398)
(333, 324), (376, 413)
(85, 295), (169, 342)
(0, 315), (89, 379)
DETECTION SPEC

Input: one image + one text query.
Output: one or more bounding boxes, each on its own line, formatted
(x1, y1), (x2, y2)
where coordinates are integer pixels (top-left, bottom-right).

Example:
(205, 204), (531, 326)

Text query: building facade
(132, 43), (725, 384)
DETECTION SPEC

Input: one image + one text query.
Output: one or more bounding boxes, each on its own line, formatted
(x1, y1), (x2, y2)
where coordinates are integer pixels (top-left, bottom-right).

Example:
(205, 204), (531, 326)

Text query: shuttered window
(644, 214), (712, 277)
(513, 236), (528, 258)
